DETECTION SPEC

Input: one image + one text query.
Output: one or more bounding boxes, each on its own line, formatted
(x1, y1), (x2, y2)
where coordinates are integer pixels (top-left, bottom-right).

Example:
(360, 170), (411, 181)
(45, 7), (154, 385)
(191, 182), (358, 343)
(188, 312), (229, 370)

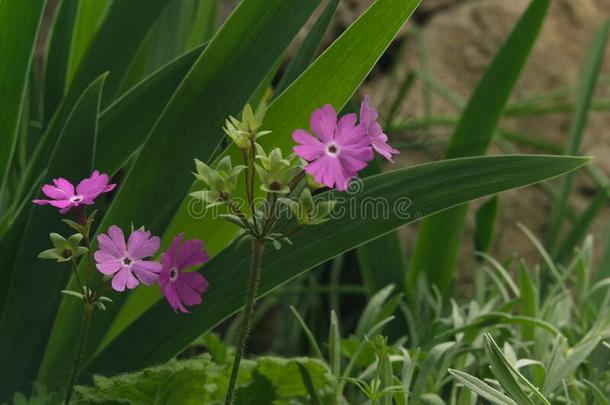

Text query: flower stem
(70, 259), (85, 294)
(224, 239), (264, 404)
(64, 302), (93, 404)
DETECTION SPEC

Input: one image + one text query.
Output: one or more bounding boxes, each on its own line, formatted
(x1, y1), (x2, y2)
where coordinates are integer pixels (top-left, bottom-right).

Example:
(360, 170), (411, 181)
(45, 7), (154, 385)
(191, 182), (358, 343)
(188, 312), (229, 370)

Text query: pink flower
(94, 225), (162, 292)
(32, 170), (116, 214)
(360, 95), (399, 162)
(293, 104), (373, 191)
(159, 234), (209, 313)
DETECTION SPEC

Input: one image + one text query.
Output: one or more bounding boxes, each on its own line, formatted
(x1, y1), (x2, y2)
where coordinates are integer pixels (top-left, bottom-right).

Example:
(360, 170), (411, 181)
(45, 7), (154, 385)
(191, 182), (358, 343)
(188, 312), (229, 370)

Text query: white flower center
(70, 195), (83, 203)
(169, 267), (179, 282)
(122, 257), (132, 267)
(325, 142), (340, 157)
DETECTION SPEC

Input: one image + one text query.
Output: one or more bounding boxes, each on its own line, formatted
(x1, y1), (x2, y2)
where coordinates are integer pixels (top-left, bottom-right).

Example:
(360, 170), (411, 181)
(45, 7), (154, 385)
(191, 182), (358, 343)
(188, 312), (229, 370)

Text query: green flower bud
(223, 104), (271, 150)
(255, 147), (297, 194)
(280, 188), (337, 225)
(191, 156), (246, 208)
(39, 233), (88, 262)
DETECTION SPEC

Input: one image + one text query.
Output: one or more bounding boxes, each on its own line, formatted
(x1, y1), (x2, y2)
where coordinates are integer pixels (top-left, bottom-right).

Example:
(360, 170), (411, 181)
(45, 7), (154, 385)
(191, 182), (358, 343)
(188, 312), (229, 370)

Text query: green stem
(70, 259), (85, 294)
(288, 170), (305, 192)
(225, 239), (264, 404)
(261, 193), (278, 236)
(64, 303), (93, 404)
(228, 199), (256, 236)
(84, 233), (95, 300)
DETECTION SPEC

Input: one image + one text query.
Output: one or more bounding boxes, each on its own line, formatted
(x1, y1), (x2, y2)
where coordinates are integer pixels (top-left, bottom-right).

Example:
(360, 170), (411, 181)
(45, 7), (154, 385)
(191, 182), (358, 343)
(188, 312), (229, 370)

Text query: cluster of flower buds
(254, 147), (299, 194)
(223, 104), (270, 151)
(191, 157), (245, 208)
(279, 188), (336, 226)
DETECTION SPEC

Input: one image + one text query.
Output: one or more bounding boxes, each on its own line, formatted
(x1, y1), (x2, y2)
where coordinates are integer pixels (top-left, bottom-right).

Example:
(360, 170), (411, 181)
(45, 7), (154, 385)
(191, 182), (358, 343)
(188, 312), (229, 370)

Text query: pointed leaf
(86, 155), (587, 375)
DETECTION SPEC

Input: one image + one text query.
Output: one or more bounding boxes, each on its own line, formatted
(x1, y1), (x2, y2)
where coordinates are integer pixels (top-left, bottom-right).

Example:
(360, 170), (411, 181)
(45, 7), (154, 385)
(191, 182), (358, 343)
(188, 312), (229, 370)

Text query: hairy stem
(224, 239), (264, 404)
(228, 199), (257, 236)
(261, 193), (278, 236)
(64, 303), (93, 404)
(247, 138), (260, 233)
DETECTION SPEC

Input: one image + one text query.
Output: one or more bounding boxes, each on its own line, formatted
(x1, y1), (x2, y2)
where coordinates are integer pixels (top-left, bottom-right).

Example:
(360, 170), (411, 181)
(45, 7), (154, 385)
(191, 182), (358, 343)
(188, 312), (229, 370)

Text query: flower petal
(292, 129), (325, 161)
(310, 104), (337, 143)
(305, 156), (349, 191)
(163, 284), (188, 313)
(94, 250), (119, 264)
(175, 239), (209, 270)
(372, 134), (399, 162)
(359, 95), (378, 127)
(76, 170), (116, 200)
(180, 271), (209, 294)
(52, 178), (75, 196)
(41, 184), (72, 200)
(48, 199), (73, 209)
(162, 234), (183, 268)
(95, 260), (122, 276)
(98, 226), (127, 257)
(175, 277), (205, 306)
(111, 267), (129, 292)
(334, 113), (359, 143)
(131, 260), (162, 285)
(127, 229), (160, 259)
(125, 270), (139, 289)
(293, 144), (325, 162)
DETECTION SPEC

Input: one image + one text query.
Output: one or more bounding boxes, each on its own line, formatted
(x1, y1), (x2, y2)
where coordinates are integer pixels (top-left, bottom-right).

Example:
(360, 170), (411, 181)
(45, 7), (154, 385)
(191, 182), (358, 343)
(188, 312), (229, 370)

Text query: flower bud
(190, 157), (246, 208)
(255, 147), (297, 194)
(39, 233), (88, 263)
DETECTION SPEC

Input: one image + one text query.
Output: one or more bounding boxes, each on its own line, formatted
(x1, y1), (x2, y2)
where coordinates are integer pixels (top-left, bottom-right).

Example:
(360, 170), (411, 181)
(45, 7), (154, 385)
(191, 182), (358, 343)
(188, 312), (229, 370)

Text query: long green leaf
(518, 261), (538, 342)
(104, 0), (422, 347)
(408, 0), (550, 294)
(43, 0), (78, 125)
(96, 44), (205, 174)
(120, 0), (210, 89)
(357, 160), (407, 295)
(22, 0), (172, 203)
(0, 0), (47, 203)
(37, 0), (318, 388)
(474, 195), (498, 256)
(66, 0), (111, 89)
(274, 0), (338, 96)
(0, 75), (106, 398)
(70, 0), (172, 104)
(186, 0), (218, 47)
(449, 369), (516, 405)
(484, 334), (536, 405)
(86, 155), (587, 375)
(547, 20), (610, 253)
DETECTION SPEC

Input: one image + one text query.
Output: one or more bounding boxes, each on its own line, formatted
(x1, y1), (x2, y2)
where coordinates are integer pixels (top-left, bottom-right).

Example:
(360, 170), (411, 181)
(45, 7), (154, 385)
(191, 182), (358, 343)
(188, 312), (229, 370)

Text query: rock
(366, 0), (610, 281)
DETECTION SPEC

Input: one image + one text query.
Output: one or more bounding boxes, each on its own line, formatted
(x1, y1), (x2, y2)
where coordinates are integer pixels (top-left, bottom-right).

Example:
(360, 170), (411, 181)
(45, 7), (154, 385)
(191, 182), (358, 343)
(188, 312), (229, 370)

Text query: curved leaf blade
(37, 0), (319, 388)
(96, 44), (205, 174)
(0, 0), (47, 202)
(87, 154), (587, 375)
(0, 75), (106, 398)
(105, 0), (421, 347)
